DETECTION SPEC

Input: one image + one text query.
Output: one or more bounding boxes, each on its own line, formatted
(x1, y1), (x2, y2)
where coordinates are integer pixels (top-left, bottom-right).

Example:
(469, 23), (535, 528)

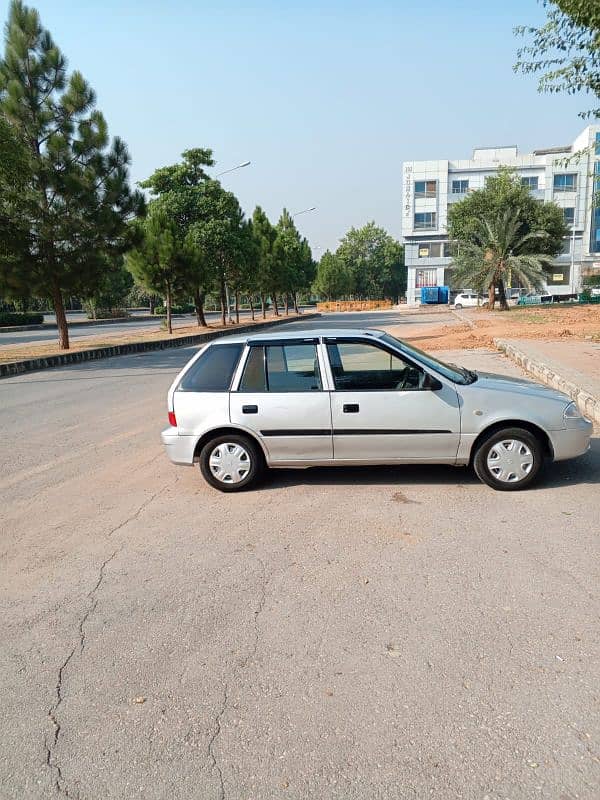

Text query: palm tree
(451, 208), (555, 310)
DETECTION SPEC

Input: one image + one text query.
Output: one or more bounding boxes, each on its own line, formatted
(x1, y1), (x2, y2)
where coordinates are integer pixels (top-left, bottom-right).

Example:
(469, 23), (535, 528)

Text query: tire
(454, 303), (463, 309)
(473, 427), (544, 491)
(199, 434), (264, 492)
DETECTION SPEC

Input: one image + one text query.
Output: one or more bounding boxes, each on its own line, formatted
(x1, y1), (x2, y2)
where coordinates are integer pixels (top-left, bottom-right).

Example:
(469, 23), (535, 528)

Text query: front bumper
(549, 417), (593, 461)
(161, 427), (196, 466)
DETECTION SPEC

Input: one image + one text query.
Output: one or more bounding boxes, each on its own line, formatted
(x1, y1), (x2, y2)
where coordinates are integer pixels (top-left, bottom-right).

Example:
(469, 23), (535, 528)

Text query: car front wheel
(473, 427), (544, 491)
(199, 434), (264, 492)
(454, 303), (463, 309)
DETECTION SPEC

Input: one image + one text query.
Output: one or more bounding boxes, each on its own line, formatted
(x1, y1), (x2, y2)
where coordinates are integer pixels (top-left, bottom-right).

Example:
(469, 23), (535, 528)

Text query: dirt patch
(387, 305), (600, 351)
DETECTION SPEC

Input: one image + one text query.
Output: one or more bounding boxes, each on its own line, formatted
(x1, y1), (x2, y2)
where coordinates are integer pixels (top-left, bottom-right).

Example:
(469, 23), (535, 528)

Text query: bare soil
(389, 305), (600, 351)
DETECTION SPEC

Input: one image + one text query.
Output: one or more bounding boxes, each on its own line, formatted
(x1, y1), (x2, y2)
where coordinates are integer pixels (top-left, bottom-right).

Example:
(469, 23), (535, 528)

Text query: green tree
(336, 222), (405, 299)
(140, 149), (217, 327)
(313, 250), (353, 300)
(83, 257), (133, 319)
(451, 208), (555, 310)
(251, 206), (278, 317)
(189, 180), (248, 326)
(126, 210), (184, 334)
(515, 1), (600, 118)
(273, 209), (303, 314)
(0, 0), (143, 348)
(0, 111), (30, 297)
(448, 169), (568, 257)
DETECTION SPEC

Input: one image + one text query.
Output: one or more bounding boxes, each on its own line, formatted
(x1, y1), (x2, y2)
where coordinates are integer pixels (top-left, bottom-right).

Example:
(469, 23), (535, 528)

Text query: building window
(414, 180), (437, 198)
(591, 206), (600, 253)
(563, 207), (575, 225)
(414, 212), (437, 230)
(451, 179), (469, 194)
(415, 268), (437, 288)
(595, 132), (600, 156)
(417, 242), (451, 258)
(521, 176), (539, 190)
(553, 173), (577, 192)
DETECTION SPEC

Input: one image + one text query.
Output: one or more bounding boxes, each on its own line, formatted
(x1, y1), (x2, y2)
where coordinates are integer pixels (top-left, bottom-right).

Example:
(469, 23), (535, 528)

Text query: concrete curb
(494, 338), (600, 425)
(0, 314), (320, 379)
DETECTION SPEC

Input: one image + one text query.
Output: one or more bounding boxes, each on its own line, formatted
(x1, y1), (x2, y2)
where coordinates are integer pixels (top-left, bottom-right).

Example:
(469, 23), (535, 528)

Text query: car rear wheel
(200, 434), (263, 492)
(473, 427), (544, 491)
(454, 303), (463, 309)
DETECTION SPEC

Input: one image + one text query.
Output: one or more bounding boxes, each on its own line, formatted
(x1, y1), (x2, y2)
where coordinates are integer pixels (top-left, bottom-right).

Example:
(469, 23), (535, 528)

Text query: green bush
(0, 312), (44, 326)
(154, 304), (195, 315)
(85, 308), (128, 320)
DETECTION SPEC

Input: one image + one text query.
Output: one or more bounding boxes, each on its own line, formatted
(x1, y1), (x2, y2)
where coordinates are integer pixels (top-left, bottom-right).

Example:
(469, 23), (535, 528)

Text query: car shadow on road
(260, 438), (600, 491)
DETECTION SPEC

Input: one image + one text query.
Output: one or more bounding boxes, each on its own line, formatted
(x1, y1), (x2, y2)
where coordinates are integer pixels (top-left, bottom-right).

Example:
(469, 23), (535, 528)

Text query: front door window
(327, 342), (425, 391)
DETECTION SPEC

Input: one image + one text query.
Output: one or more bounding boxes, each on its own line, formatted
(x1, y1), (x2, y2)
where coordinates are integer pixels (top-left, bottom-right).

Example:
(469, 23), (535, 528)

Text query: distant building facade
(401, 125), (600, 305)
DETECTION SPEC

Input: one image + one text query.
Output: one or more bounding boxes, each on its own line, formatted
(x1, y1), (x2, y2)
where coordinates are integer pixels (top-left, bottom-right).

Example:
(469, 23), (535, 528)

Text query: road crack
(44, 480), (177, 795)
(240, 556), (267, 669)
(207, 684), (229, 800)
(202, 555), (268, 797)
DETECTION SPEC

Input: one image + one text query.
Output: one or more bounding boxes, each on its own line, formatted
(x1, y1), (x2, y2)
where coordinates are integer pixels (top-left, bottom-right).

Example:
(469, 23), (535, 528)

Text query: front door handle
(343, 403), (359, 413)
(242, 405), (258, 414)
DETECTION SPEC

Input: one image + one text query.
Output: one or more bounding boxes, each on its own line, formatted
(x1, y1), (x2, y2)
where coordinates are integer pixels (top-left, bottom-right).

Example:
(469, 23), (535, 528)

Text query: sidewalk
(495, 338), (600, 425)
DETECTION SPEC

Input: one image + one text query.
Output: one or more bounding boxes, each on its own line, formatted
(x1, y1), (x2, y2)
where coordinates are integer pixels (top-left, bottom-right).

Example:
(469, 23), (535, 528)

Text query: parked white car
(161, 328), (592, 493)
(454, 293), (482, 309)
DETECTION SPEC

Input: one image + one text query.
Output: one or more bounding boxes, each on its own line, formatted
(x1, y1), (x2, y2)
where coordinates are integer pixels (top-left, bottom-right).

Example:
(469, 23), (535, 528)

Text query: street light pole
(216, 160), (251, 323)
(292, 206), (316, 218)
(216, 160), (251, 178)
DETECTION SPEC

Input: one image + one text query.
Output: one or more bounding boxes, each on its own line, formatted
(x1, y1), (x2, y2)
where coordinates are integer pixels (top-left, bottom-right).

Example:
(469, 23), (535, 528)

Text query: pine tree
(126, 211), (183, 334)
(0, 1), (143, 348)
(140, 149), (217, 328)
(251, 206), (278, 317)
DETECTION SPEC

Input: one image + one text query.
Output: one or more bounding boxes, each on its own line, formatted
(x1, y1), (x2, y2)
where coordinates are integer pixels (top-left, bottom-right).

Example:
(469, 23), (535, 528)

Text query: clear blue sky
(2, 0), (588, 254)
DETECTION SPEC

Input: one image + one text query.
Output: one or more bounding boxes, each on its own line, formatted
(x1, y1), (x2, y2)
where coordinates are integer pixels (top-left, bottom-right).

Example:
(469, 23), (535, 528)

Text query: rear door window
(178, 344), (244, 391)
(239, 343), (322, 392)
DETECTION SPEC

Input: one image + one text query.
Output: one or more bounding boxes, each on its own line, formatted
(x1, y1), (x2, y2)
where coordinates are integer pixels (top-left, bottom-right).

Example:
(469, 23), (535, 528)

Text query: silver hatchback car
(161, 328), (592, 492)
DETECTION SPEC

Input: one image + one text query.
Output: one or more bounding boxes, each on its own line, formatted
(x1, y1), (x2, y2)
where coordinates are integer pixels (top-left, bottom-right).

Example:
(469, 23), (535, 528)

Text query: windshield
(380, 333), (476, 385)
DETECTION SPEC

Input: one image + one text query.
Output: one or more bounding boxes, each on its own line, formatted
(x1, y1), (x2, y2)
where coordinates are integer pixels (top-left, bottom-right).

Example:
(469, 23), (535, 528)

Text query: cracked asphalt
(1, 314), (599, 799)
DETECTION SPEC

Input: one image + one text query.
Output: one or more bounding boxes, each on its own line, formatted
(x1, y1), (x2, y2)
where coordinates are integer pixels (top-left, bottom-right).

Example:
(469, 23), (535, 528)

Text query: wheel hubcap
(209, 443), (251, 484)
(486, 439), (533, 483)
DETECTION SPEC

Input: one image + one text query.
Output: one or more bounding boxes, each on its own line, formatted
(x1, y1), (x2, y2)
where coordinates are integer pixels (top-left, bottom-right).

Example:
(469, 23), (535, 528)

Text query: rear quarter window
(178, 344), (243, 392)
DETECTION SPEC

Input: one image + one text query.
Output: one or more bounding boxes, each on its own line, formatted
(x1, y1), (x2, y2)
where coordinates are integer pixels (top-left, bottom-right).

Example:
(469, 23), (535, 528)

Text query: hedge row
(153, 304), (195, 315)
(0, 312), (44, 326)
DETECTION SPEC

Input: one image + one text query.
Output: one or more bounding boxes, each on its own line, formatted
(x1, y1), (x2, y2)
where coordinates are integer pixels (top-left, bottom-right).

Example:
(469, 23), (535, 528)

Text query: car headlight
(564, 401), (583, 419)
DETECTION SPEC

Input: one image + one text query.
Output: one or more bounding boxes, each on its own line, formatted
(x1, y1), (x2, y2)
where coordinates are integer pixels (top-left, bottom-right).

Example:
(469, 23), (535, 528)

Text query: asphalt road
(1, 313), (599, 799)
(1, 310), (253, 347)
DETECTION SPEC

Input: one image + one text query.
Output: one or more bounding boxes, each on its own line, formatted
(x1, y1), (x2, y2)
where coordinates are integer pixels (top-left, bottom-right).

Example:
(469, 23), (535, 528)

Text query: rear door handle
(242, 405), (258, 414)
(343, 403), (359, 413)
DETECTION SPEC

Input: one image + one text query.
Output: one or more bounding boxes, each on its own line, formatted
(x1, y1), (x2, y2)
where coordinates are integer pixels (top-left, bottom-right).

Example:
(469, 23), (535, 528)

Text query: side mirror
(423, 373), (443, 391)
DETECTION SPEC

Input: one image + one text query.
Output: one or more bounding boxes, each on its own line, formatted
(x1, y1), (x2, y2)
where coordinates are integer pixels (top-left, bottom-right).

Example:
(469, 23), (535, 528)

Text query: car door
(230, 339), (333, 463)
(325, 337), (460, 462)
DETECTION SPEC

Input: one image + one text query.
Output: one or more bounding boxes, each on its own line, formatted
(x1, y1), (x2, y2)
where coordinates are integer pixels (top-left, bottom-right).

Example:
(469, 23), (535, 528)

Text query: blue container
(421, 286), (449, 304)
(421, 287), (439, 304)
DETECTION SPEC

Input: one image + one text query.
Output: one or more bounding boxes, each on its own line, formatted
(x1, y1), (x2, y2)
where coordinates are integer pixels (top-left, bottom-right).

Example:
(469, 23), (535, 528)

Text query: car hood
(468, 371), (570, 404)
